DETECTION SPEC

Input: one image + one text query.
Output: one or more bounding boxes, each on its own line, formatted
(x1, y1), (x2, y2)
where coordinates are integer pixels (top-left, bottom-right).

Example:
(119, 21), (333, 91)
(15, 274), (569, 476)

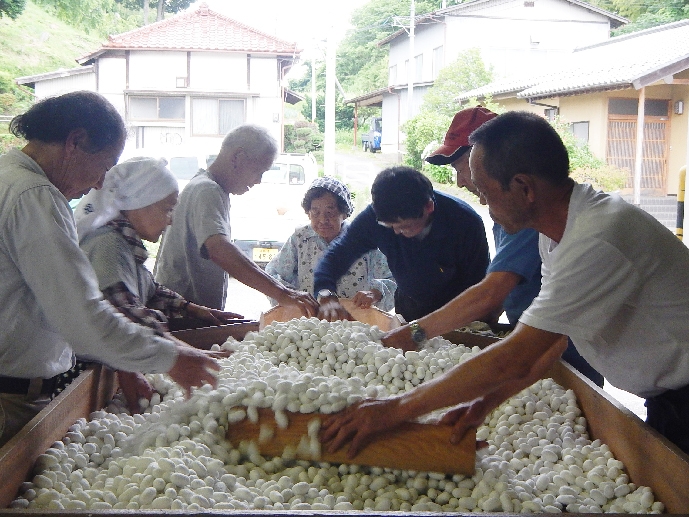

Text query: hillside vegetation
(0, 0), (103, 114)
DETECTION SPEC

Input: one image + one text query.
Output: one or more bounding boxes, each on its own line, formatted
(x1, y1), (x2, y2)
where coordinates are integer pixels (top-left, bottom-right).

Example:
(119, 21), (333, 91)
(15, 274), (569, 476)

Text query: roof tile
(96, 3), (298, 54)
(458, 19), (689, 101)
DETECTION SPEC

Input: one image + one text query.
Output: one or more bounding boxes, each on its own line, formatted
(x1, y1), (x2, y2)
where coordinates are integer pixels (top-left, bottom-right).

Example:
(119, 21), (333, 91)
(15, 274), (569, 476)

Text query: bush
(402, 111), (453, 172)
(570, 165), (627, 193)
(0, 130), (23, 155)
(551, 117), (626, 192)
(335, 128), (355, 147)
(284, 122), (323, 153)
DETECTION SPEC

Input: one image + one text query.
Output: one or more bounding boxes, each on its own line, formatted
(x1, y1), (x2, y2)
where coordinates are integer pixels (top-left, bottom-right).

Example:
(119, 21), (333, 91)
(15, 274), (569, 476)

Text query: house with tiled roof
(16, 3), (301, 153)
(347, 0), (625, 155)
(457, 19), (689, 220)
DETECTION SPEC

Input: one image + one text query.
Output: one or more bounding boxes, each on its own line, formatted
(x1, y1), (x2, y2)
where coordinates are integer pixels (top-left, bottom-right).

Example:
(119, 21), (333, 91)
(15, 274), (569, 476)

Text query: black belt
(0, 375), (59, 395)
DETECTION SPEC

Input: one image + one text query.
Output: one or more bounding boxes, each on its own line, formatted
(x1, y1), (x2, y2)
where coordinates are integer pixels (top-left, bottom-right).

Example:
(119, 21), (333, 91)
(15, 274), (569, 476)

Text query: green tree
(33, 0), (140, 35)
(117, 0), (192, 23)
(0, 0), (26, 19)
(589, 0), (689, 35)
(402, 49), (494, 180)
(337, 0), (462, 96)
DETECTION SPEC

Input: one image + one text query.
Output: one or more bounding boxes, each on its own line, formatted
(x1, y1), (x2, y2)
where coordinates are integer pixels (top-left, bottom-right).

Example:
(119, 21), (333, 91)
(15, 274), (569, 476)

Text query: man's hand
(117, 370), (154, 414)
(352, 289), (381, 309)
(187, 303), (245, 325)
(439, 397), (494, 445)
(317, 297), (354, 322)
(320, 398), (405, 458)
(167, 344), (220, 395)
(275, 288), (319, 317)
(380, 325), (416, 352)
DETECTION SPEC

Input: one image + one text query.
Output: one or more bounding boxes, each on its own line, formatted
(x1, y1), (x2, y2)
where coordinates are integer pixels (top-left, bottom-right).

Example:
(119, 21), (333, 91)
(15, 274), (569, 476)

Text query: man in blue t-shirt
(382, 107), (602, 386)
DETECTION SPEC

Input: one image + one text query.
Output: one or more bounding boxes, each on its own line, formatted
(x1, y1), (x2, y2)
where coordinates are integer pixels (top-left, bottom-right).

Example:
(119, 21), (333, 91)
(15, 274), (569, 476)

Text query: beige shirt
(0, 149), (177, 379)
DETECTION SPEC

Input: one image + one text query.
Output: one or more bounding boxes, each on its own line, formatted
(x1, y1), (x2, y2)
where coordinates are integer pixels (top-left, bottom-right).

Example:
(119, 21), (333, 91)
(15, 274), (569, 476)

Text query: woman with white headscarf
(73, 157), (241, 411)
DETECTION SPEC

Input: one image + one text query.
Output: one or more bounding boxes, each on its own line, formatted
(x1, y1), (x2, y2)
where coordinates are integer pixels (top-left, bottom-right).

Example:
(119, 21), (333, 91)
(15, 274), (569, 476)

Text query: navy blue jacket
(314, 191), (489, 319)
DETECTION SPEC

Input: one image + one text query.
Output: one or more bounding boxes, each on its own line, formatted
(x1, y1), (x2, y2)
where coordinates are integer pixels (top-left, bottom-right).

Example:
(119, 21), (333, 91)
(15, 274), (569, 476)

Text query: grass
(0, 1), (104, 114)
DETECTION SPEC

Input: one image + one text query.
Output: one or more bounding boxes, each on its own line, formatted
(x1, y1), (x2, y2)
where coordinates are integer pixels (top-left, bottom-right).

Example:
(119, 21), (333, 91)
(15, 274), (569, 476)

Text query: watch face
(411, 326), (426, 343)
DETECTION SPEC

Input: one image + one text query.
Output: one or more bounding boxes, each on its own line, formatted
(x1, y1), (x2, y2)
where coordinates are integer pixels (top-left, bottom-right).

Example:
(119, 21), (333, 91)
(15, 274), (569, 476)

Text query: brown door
(606, 99), (670, 194)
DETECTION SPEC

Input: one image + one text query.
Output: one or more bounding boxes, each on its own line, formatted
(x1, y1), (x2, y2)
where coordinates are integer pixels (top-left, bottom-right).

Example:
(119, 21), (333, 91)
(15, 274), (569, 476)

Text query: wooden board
(0, 365), (117, 509)
(226, 408), (476, 475)
(260, 299), (404, 331)
(171, 321), (259, 349)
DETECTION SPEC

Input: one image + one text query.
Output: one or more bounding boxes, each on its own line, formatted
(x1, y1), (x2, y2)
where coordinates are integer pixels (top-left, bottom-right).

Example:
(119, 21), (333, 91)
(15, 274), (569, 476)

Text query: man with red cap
(381, 106), (602, 387)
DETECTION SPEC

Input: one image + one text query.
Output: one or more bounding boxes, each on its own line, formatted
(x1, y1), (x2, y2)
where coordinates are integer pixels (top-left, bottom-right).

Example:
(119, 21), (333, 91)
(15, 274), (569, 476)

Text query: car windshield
(169, 156), (200, 180)
(262, 163), (306, 185)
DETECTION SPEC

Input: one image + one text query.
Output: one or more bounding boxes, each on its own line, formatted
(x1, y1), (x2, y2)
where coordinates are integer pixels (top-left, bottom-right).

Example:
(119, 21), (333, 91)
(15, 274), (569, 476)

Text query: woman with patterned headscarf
(73, 157), (241, 411)
(266, 177), (396, 310)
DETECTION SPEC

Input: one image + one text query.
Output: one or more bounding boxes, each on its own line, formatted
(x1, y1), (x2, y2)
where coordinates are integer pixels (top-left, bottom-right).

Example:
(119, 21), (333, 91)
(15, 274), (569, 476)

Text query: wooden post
(633, 88), (645, 206)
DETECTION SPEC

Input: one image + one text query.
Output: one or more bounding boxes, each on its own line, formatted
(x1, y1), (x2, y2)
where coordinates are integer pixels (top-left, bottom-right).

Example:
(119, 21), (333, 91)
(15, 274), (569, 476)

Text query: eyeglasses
(309, 208), (340, 220)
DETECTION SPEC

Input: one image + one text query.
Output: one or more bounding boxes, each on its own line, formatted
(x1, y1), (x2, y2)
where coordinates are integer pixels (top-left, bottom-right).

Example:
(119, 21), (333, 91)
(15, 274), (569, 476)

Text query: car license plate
(253, 247), (279, 263)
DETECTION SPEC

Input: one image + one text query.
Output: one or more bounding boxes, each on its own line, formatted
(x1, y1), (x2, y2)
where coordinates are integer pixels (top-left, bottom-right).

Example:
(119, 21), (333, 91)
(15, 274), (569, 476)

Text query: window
(129, 96), (185, 120)
(609, 98), (669, 117)
(192, 98), (245, 135)
(415, 53), (423, 82)
(389, 64), (397, 85)
(262, 163), (305, 185)
(569, 121), (589, 146)
(432, 46), (443, 80)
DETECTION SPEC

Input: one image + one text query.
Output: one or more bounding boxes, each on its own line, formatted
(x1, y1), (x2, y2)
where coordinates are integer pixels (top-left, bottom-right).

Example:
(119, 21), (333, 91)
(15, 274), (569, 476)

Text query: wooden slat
(171, 321), (259, 349)
(260, 299), (403, 331)
(0, 365), (116, 508)
(227, 408), (477, 475)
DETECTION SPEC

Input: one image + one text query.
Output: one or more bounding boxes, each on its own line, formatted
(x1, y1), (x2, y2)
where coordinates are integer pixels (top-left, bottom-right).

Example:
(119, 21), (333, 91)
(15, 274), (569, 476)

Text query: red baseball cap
(426, 107), (497, 165)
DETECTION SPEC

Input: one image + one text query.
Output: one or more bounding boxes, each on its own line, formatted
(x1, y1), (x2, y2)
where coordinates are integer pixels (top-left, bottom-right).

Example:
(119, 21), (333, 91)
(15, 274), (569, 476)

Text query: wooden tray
(260, 298), (403, 331)
(226, 408), (476, 475)
(2, 328), (689, 513)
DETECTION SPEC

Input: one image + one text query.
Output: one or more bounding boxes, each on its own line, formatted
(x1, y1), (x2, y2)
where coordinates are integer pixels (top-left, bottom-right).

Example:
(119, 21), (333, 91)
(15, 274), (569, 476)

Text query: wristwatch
(317, 289), (337, 302)
(409, 320), (427, 345)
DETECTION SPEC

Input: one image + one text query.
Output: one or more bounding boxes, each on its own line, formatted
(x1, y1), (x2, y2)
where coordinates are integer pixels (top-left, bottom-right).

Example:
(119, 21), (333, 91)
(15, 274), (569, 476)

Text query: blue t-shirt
(314, 190), (490, 319)
(487, 224), (542, 325)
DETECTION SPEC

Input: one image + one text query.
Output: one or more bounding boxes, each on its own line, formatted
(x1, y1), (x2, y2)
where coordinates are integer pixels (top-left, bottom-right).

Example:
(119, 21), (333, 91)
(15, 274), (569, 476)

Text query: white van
(117, 145), (218, 191)
(230, 152), (319, 267)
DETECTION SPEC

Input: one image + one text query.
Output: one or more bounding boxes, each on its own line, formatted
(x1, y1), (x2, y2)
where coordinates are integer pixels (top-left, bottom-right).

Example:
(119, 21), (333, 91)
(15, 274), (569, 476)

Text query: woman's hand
(352, 289), (382, 309)
(116, 370), (154, 414)
(186, 303), (244, 325)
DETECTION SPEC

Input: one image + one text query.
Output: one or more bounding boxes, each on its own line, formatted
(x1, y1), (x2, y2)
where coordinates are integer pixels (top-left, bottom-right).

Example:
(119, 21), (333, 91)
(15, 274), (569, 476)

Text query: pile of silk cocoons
(12, 317), (663, 513)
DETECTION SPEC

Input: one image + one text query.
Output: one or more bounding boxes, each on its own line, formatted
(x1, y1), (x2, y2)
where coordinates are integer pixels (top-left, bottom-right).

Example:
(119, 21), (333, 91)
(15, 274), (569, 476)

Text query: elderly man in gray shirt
(155, 125), (318, 316)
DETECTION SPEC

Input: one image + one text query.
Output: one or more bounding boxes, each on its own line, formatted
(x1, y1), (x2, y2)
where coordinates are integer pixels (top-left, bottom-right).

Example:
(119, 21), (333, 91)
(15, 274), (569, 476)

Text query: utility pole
(311, 54), (317, 124)
(407, 0), (415, 121)
(324, 29), (336, 177)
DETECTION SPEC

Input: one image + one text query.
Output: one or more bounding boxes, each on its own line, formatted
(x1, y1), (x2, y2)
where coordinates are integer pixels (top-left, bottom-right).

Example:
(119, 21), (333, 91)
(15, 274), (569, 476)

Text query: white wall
(34, 72), (96, 99)
(128, 51), (187, 90)
(249, 57), (279, 96)
(389, 0), (612, 82)
(191, 52), (248, 91)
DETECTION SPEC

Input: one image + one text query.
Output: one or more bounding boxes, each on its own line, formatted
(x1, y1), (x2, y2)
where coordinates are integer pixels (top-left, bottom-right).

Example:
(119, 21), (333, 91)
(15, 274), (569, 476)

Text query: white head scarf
(75, 157), (178, 240)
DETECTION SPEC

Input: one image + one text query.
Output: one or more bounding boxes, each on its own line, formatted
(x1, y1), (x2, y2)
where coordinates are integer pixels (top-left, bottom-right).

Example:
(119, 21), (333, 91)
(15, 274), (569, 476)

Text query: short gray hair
(221, 124), (278, 161)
